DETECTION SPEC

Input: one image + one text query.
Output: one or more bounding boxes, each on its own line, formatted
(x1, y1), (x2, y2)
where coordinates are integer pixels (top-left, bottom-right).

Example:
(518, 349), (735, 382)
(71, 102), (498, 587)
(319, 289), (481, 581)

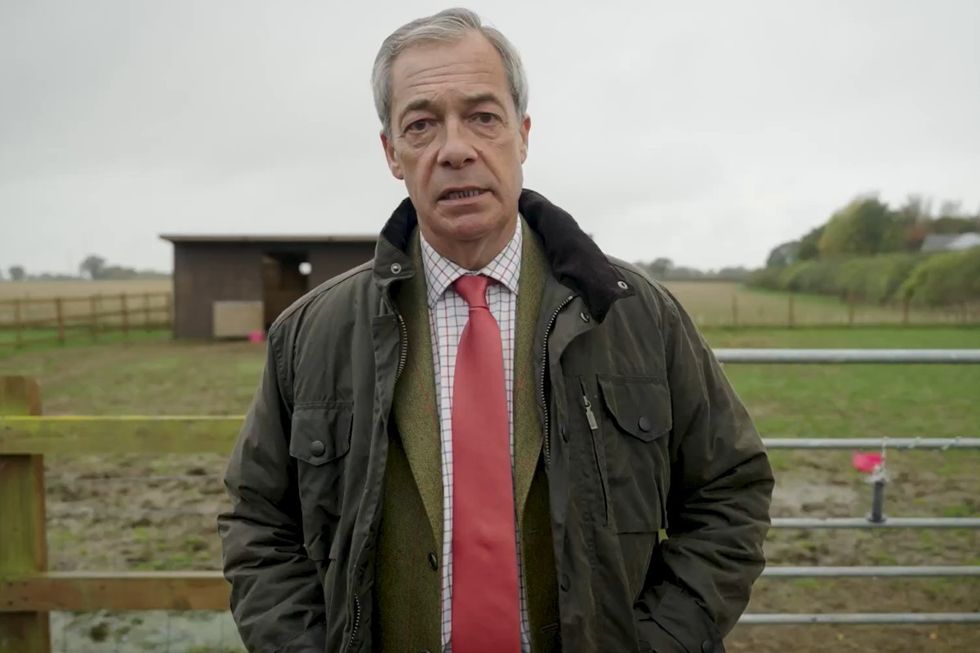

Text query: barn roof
(159, 234), (377, 244)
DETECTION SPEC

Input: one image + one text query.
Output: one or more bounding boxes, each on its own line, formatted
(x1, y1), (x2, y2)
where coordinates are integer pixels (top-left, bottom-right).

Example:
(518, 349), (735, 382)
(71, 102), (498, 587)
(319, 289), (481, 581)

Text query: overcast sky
(1, 0), (978, 276)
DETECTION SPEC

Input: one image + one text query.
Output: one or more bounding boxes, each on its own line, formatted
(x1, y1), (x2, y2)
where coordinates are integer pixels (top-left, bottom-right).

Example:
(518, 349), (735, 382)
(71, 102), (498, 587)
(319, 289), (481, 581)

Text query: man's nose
(436, 118), (477, 169)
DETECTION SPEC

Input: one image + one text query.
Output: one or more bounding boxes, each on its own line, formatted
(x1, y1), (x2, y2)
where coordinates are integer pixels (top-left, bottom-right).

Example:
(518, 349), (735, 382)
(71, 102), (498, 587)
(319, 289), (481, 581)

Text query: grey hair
(371, 8), (529, 135)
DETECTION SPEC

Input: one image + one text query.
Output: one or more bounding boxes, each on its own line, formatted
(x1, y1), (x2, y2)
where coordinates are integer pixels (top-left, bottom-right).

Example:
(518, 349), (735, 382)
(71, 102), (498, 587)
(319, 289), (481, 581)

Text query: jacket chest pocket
(596, 375), (671, 534)
(288, 404), (354, 556)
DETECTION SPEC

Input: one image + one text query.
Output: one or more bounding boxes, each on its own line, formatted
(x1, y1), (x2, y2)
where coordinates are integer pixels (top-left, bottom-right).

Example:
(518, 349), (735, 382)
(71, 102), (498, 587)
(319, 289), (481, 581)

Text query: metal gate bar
(716, 349), (980, 364)
(772, 517), (980, 529)
(762, 437), (980, 449)
(739, 613), (980, 625)
(762, 566), (980, 578)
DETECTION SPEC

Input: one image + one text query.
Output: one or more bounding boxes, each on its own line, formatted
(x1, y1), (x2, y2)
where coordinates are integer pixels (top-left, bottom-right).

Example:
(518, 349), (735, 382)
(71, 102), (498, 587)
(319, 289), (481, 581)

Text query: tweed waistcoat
(375, 221), (560, 652)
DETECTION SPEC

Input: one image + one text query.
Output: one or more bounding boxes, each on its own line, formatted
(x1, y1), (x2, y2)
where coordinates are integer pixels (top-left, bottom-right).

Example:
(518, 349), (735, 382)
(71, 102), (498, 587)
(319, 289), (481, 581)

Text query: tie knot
(453, 274), (491, 309)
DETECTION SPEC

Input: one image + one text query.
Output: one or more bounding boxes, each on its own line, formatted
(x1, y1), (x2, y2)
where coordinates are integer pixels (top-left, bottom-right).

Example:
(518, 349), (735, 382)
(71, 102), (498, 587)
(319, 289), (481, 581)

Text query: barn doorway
(261, 252), (310, 328)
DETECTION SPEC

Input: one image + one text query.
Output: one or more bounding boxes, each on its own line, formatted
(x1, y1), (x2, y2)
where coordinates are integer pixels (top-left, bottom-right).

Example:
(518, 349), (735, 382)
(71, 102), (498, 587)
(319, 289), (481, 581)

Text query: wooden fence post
(90, 295), (98, 342)
(788, 295), (796, 328)
(120, 293), (129, 338)
(144, 293), (152, 331)
(164, 293), (173, 331)
(54, 299), (64, 345)
(731, 292), (739, 327)
(13, 300), (22, 349)
(847, 294), (855, 327)
(0, 377), (50, 653)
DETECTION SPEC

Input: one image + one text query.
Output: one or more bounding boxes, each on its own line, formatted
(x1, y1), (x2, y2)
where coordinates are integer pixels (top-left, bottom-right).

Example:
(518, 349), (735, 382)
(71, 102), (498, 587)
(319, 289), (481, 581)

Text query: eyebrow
(396, 92), (507, 127)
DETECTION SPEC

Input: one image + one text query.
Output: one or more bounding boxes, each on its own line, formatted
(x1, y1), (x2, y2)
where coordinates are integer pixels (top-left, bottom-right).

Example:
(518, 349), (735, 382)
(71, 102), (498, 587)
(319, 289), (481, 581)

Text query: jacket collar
(373, 189), (633, 322)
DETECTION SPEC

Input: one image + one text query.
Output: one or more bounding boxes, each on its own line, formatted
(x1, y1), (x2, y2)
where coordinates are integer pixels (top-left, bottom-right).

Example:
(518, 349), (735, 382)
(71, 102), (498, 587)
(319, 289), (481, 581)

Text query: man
(219, 8), (773, 653)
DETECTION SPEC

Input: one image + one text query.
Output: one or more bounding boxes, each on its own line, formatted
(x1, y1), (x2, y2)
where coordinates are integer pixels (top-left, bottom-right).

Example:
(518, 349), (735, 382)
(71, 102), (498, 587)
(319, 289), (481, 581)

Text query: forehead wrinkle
(394, 70), (508, 125)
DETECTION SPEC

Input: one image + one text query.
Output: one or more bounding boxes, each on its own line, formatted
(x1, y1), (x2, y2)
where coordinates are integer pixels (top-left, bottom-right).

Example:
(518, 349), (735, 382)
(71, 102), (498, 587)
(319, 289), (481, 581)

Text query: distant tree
(8, 265), (25, 281)
(938, 200), (964, 219)
(79, 255), (107, 280)
(818, 196), (903, 257)
(932, 215), (980, 234)
(766, 241), (800, 268)
(797, 225), (824, 260)
(645, 257), (674, 278)
(99, 265), (138, 280)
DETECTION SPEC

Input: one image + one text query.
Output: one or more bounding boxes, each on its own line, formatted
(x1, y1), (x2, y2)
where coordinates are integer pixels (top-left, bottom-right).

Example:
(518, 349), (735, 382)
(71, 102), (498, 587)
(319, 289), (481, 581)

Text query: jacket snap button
(637, 416), (651, 432)
(427, 552), (438, 571)
(390, 262), (402, 274)
(560, 573), (570, 591)
(617, 280), (629, 290)
(579, 312), (590, 323)
(310, 440), (326, 456)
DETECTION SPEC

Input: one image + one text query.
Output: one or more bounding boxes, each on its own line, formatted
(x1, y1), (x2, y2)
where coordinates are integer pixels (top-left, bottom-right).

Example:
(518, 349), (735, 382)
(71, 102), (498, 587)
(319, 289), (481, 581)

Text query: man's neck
(419, 218), (518, 271)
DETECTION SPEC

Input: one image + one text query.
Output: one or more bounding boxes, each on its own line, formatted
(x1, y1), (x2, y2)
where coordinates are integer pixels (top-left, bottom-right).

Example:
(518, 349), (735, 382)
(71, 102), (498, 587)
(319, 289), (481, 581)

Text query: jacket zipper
(579, 378), (599, 431)
(539, 294), (574, 468)
(347, 303), (403, 651)
(348, 593), (361, 649)
(579, 377), (608, 524)
(395, 310), (408, 380)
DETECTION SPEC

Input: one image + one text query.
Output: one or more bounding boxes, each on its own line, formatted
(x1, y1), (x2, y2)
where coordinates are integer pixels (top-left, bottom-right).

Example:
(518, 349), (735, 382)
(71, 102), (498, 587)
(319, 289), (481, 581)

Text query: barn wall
(308, 242), (376, 286)
(173, 244), (263, 339)
(171, 239), (376, 339)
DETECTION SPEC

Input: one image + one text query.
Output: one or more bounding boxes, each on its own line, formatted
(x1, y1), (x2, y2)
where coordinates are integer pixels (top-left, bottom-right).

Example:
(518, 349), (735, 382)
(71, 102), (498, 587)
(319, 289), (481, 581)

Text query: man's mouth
(439, 188), (488, 201)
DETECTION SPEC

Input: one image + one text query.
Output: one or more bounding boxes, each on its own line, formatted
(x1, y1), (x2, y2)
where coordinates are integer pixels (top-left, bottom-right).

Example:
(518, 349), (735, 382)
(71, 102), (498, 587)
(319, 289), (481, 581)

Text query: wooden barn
(159, 234), (377, 339)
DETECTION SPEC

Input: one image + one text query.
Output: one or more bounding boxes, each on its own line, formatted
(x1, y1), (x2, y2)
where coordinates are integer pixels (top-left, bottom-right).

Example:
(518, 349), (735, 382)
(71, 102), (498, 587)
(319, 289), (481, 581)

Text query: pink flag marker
(852, 451), (883, 474)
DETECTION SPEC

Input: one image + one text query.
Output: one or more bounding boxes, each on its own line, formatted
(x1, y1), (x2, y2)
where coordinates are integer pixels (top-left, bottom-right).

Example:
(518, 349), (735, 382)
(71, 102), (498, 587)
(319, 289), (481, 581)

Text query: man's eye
(472, 112), (499, 125)
(405, 119), (432, 134)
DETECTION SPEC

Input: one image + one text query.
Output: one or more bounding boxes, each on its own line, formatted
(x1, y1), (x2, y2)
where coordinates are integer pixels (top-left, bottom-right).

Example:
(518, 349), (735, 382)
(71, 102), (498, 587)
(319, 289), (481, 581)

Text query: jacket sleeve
(634, 290), (774, 653)
(217, 328), (327, 652)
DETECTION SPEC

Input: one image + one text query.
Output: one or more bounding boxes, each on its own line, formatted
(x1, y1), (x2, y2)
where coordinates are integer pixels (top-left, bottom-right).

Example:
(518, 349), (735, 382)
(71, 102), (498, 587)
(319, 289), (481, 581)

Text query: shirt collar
(420, 217), (523, 309)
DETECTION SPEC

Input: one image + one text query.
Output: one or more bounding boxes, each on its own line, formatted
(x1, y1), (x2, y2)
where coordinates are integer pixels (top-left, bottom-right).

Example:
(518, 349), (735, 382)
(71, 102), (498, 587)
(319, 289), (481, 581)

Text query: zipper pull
(579, 378), (598, 431)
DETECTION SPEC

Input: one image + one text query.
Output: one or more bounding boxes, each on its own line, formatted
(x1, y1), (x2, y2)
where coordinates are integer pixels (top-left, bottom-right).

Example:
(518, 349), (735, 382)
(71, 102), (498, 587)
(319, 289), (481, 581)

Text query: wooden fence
(0, 293), (172, 348)
(0, 377), (234, 652)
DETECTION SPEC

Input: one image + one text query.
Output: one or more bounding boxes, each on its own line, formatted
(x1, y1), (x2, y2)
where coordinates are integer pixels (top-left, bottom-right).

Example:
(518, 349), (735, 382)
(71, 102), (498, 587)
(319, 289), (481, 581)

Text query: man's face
(381, 32), (530, 263)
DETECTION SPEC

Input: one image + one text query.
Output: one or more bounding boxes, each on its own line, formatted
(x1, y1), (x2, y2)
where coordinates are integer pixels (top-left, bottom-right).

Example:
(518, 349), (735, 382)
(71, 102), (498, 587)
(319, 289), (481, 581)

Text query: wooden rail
(0, 378), (239, 652)
(0, 292), (172, 348)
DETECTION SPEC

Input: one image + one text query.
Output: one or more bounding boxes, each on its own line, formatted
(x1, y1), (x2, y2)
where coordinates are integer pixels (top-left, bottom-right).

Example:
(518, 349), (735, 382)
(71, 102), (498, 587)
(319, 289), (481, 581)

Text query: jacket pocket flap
(597, 376), (672, 442)
(289, 405), (353, 465)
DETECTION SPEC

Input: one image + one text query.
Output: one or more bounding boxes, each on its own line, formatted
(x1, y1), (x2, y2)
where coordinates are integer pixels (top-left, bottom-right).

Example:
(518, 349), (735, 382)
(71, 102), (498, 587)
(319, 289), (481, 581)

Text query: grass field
(665, 280), (979, 327)
(1, 326), (978, 651)
(0, 279), (171, 300)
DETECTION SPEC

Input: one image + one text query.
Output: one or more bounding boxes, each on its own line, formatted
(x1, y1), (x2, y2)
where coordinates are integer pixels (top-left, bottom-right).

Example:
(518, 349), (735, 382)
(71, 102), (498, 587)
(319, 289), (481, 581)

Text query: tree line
(753, 195), (980, 306)
(2, 255), (170, 282)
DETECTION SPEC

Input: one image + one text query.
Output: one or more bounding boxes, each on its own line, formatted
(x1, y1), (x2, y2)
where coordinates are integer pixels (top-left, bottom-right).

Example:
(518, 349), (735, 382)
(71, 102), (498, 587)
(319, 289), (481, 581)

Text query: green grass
(0, 327), (170, 359)
(702, 327), (980, 439)
(665, 281), (977, 327)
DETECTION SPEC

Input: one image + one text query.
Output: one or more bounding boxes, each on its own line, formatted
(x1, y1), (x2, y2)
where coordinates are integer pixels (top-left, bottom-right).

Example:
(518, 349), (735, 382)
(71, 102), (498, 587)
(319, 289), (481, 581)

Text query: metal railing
(723, 349), (980, 627)
(1, 349), (978, 640)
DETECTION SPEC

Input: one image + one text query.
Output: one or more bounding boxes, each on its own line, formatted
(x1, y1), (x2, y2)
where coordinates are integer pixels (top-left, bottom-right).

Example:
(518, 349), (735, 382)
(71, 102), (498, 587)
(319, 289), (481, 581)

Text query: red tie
(451, 274), (521, 653)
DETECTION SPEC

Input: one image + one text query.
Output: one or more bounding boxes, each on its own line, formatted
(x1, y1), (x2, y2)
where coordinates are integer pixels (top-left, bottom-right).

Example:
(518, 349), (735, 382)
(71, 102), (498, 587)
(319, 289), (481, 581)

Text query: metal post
(869, 476), (887, 524)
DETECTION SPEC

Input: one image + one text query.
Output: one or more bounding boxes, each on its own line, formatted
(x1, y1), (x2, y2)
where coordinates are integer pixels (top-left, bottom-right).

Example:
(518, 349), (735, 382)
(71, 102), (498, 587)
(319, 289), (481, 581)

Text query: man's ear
(519, 114), (531, 163)
(380, 131), (404, 180)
